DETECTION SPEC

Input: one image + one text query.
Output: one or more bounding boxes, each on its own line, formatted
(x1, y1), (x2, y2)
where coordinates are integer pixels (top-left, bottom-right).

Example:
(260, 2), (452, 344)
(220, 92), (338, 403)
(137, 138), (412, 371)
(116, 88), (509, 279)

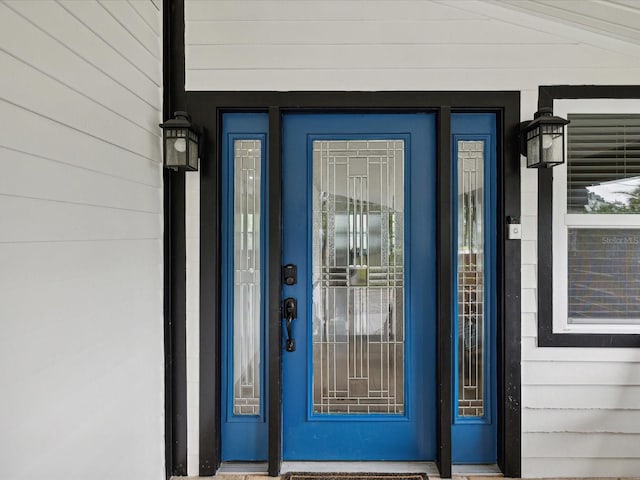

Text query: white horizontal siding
(0, 1), (164, 479)
(0, 2), (160, 134)
(498, 0), (640, 46)
(100, 0), (162, 60)
(187, 44), (638, 70)
(524, 385), (640, 410)
(523, 458), (640, 478)
(1, 241), (163, 479)
(188, 19), (575, 46)
(184, 0), (640, 477)
(7, 1), (161, 106)
(0, 50), (160, 161)
(185, 0), (640, 91)
(0, 100), (159, 187)
(187, 68), (640, 92)
(186, 0), (481, 21)
(524, 409), (640, 433)
(0, 196), (161, 243)
(130, 0), (162, 36)
(0, 147), (159, 213)
(523, 362), (640, 385)
(524, 432), (640, 457)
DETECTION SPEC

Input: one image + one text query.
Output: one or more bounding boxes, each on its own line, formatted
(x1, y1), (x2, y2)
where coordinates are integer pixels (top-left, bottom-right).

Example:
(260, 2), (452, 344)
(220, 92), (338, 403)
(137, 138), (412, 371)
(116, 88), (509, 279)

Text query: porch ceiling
(494, 0), (640, 46)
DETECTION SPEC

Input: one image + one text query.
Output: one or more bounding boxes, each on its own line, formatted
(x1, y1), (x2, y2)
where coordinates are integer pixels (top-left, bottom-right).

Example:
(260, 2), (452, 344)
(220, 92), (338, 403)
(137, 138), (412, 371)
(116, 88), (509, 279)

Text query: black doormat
(284, 473), (428, 480)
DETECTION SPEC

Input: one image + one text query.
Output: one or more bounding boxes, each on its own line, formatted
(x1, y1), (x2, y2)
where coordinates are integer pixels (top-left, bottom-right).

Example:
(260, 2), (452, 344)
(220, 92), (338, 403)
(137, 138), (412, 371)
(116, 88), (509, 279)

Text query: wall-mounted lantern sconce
(521, 107), (570, 168)
(159, 111), (200, 171)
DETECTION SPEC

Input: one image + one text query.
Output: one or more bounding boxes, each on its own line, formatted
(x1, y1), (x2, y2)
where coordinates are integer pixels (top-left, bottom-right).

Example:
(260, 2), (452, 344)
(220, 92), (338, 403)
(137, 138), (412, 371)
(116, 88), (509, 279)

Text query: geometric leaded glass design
(311, 139), (405, 415)
(233, 139), (261, 415)
(457, 140), (485, 418)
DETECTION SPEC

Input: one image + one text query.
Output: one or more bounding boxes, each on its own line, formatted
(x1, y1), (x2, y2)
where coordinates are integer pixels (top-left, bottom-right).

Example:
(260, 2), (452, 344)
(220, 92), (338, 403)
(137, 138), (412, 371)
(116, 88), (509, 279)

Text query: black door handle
(283, 297), (297, 352)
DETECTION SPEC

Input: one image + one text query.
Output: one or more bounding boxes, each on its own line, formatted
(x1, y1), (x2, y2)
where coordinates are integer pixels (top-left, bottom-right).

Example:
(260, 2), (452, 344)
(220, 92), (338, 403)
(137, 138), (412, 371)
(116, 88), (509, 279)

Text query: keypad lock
(283, 297), (297, 352)
(282, 264), (297, 286)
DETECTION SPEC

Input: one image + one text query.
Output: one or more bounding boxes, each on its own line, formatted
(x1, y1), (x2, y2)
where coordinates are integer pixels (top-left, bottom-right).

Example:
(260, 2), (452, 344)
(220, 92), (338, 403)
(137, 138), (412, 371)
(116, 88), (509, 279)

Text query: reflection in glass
(567, 114), (640, 213)
(568, 228), (640, 323)
(233, 139), (261, 415)
(457, 140), (485, 418)
(312, 140), (405, 415)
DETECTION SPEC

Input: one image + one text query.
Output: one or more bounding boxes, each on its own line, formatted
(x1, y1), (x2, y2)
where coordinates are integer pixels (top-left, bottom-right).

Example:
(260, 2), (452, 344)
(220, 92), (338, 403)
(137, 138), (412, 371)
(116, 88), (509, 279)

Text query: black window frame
(537, 85), (640, 348)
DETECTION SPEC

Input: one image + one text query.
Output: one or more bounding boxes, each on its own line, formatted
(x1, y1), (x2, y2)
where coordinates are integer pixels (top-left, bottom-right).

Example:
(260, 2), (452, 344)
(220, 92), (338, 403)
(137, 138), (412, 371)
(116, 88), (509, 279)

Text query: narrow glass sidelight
(456, 140), (485, 418)
(222, 115), (268, 460)
(233, 139), (262, 416)
(311, 139), (405, 415)
(452, 114), (496, 464)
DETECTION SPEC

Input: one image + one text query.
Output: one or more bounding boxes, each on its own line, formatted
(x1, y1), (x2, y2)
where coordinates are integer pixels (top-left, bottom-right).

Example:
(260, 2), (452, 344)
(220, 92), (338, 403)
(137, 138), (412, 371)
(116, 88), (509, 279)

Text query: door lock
(283, 297), (297, 352)
(282, 264), (297, 285)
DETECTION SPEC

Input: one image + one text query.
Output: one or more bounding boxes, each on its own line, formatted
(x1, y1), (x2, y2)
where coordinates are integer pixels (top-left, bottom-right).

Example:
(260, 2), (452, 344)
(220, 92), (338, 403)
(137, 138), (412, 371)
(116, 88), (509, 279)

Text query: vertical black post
(164, 0), (187, 477)
(268, 106), (283, 476)
(537, 96), (554, 346)
(169, 171), (188, 476)
(198, 107), (221, 475)
(436, 106), (452, 479)
(497, 104), (522, 477)
(162, 3), (172, 477)
(163, 168), (174, 479)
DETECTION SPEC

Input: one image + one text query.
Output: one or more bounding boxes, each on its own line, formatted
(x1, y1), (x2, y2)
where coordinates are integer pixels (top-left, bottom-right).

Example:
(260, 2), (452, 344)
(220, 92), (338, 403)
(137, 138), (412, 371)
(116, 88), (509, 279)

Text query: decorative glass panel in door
(312, 139), (405, 416)
(282, 114), (436, 460)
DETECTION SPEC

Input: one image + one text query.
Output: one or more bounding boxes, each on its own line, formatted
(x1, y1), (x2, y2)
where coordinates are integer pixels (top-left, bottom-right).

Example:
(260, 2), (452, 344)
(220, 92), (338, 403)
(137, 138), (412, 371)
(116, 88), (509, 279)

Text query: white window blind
(567, 114), (640, 214)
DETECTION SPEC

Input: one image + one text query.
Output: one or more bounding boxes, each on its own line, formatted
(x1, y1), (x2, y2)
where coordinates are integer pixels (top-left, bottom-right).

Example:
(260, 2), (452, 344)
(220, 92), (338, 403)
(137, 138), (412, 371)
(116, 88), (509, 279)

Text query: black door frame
(180, 91), (521, 479)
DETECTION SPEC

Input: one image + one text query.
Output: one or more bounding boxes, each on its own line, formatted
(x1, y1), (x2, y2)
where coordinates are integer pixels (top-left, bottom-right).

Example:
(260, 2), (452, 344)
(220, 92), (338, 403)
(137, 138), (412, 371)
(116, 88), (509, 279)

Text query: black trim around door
(267, 107), (284, 475)
(185, 90), (521, 479)
(436, 106), (453, 475)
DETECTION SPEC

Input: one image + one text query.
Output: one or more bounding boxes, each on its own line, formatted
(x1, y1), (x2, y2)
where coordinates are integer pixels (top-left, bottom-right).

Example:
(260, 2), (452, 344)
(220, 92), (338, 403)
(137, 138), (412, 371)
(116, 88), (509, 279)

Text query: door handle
(283, 297), (297, 352)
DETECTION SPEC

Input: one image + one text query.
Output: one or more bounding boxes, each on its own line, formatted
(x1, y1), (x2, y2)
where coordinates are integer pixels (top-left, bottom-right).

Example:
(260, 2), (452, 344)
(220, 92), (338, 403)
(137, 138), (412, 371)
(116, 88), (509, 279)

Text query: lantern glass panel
(541, 124), (564, 165)
(188, 136), (198, 169)
(526, 128), (540, 167)
(165, 136), (187, 167)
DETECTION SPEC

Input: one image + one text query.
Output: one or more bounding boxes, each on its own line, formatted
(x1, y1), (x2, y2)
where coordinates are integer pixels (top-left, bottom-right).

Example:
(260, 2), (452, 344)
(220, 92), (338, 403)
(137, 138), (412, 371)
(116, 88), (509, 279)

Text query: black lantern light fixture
(159, 111), (200, 171)
(521, 107), (570, 168)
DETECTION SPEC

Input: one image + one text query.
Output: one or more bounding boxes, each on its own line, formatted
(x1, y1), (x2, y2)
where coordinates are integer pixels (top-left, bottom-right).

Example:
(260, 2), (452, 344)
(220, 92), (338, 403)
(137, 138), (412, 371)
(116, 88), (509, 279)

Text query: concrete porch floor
(172, 476), (640, 480)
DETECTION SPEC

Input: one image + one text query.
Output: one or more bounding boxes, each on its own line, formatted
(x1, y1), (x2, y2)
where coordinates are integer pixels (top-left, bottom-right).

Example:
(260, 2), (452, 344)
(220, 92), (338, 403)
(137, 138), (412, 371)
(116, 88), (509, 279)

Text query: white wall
(186, 170), (200, 475)
(183, 0), (640, 477)
(0, 1), (165, 479)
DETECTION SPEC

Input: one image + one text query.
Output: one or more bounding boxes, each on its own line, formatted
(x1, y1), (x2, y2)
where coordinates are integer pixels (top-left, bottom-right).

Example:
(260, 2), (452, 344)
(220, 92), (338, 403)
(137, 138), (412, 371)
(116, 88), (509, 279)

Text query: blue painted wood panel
(281, 113), (437, 460)
(451, 113), (497, 464)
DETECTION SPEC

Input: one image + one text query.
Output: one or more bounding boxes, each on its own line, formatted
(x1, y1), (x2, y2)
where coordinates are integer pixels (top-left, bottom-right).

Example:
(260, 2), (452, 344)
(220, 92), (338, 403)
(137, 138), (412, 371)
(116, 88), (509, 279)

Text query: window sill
(553, 323), (640, 336)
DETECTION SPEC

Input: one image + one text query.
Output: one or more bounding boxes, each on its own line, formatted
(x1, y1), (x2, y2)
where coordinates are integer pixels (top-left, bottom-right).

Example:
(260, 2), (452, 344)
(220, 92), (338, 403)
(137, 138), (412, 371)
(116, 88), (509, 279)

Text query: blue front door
(281, 113), (437, 460)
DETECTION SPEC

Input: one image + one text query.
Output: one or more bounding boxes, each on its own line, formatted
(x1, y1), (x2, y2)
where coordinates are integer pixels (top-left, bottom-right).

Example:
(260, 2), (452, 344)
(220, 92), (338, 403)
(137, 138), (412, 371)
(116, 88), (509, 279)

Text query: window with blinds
(565, 113), (640, 325)
(567, 114), (640, 214)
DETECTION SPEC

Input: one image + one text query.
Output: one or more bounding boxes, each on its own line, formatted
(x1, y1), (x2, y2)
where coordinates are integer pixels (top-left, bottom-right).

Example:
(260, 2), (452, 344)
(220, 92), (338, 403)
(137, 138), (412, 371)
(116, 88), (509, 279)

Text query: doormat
(284, 473), (428, 480)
